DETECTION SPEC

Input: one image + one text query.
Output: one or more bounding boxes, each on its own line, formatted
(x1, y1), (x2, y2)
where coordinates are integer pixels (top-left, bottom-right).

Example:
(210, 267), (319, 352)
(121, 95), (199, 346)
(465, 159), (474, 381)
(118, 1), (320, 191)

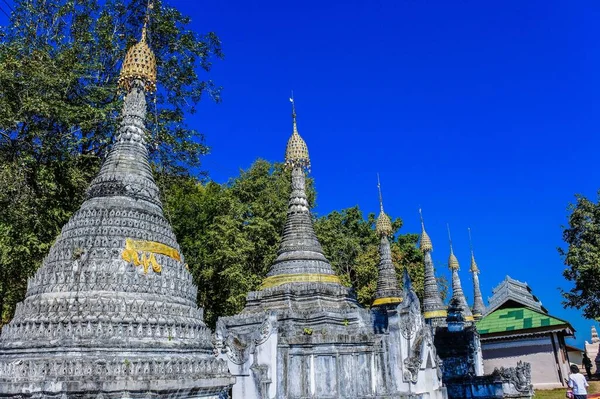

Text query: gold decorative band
(465, 315), (475, 321)
(260, 273), (341, 289)
(122, 238), (181, 274)
(372, 297), (403, 306)
(424, 310), (448, 318)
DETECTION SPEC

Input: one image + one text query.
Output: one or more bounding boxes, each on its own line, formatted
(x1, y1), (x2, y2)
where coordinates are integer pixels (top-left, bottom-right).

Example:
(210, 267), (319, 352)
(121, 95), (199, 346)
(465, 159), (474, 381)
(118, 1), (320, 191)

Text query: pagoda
(371, 176), (402, 308)
(0, 13), (233, 398)
(419, 210), (447, 328)
(446, 227), (474, 326)
(215, 99), (446, 399)
(468, 229), (486, 319)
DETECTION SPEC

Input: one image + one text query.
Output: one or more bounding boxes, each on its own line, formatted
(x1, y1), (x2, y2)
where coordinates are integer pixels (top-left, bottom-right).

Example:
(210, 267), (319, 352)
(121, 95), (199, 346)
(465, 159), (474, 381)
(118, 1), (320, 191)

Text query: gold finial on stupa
(447, 224), (459, 270)
(285, 94), (310, 169)
(419, 208), (433, 252)
(118, 0), (157, 92)
(468, 227), (479, 273)
(375, 174), (393, 237)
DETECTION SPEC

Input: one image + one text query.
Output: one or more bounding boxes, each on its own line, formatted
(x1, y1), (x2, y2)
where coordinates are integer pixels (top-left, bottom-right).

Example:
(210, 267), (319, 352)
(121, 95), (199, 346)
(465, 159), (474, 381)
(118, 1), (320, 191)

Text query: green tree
(0, 0), (222, 323)
(559, 192), (600, 319)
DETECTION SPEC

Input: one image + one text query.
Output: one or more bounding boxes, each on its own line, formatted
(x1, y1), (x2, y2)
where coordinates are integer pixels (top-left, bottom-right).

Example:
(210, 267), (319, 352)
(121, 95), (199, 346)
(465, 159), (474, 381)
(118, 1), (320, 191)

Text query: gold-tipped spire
(468, 227), (479, 273)
(285, 94), (310, 169)
(447, 224), (459, 270)
(118, 1), (157, 92)
(419, 208), (433, 252)
(375, 174), (393, 237)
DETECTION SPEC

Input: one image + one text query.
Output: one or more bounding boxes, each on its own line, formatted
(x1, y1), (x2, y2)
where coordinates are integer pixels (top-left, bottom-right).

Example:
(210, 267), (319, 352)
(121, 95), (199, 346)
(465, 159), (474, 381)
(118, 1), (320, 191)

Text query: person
(583, 353), (593, 380)
(568, 364), (590, 399)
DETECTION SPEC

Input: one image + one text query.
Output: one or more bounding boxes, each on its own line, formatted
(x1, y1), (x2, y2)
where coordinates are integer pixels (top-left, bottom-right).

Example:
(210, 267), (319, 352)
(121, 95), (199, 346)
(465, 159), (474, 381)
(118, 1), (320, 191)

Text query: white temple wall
(481, 336), (563, 389)
(279, 347), (380, 398)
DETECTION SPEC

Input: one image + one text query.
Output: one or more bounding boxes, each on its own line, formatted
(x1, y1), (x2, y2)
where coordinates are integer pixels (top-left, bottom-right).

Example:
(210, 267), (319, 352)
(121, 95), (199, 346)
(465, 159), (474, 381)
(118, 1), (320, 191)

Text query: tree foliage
(0, 0), (222, 323)
(559, 192), (600, 319)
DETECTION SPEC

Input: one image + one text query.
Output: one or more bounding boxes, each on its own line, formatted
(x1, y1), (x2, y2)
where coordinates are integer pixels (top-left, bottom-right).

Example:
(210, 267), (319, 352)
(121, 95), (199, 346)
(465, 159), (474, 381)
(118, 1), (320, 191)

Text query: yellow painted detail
(465, 315), (475, 321)
(121, 238), (181, 274)
(424, 310), (448, 318)
(260, 273), (341, 289)
(372, 297), (403, 306)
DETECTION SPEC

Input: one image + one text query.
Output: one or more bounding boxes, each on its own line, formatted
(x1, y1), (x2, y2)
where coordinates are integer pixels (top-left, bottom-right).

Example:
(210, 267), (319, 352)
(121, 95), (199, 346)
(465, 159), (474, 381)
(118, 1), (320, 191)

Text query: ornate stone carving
(493, 361), (533, 394)
(403, 329), (425, 383)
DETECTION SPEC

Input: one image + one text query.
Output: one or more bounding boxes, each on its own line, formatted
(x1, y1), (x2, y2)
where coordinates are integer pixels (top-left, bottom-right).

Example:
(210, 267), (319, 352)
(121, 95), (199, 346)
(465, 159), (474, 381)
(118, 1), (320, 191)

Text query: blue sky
(1, 0), (598, 347)
(180, 0), (600, 347)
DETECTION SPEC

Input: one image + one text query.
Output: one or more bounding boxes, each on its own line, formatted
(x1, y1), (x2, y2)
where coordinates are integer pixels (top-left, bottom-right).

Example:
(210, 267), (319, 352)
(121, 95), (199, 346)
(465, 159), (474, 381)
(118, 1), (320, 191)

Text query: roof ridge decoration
(259, 97), (341, 290)
(420, 210), (446, 323)
(468, 227), (486, 319)
(372, 176), (402, 307)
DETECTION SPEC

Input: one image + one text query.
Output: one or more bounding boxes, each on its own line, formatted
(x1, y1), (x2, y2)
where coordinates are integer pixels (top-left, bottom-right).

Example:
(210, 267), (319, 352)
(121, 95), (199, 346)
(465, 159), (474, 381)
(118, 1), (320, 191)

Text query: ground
(533, 380), (600, 398)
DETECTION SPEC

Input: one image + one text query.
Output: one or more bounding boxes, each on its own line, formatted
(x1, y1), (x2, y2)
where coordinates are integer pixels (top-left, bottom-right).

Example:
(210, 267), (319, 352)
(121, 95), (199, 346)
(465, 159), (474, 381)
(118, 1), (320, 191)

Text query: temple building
(476, 276), (574, 389)
(214, 100), (446, 399)
(0, 16), (233, 398)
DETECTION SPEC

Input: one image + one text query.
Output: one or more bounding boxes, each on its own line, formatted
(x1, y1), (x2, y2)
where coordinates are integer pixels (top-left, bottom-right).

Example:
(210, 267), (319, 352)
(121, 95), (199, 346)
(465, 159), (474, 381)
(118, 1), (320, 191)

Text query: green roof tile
(476, 307), (569, 335)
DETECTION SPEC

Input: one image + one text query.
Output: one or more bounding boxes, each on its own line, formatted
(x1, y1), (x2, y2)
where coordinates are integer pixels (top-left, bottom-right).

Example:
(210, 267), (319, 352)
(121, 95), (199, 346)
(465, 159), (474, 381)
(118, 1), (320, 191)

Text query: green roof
(476, 307), (570, 335)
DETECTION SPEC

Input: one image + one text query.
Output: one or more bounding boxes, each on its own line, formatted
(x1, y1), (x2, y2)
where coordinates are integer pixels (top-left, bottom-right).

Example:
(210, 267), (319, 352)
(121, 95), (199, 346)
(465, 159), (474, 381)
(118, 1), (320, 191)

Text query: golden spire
(291, 91), (298, 134)
(468, 227), (479, 273)
(419, 208), (433, 252)
(375, 174), (393, 237)
(285, 94), (311, 169)
(447, 224), (459, 270)
(118, 0), (157, 92)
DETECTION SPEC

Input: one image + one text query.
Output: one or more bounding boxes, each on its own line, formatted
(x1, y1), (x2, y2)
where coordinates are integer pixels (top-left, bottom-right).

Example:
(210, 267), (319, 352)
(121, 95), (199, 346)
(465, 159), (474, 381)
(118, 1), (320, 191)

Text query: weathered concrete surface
(0, 79), (234, 398)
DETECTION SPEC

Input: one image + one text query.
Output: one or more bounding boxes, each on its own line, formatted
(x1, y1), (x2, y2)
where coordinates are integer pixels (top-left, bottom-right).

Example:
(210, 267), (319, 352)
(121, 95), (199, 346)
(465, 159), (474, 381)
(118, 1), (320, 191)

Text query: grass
(533, 380), (600, 399)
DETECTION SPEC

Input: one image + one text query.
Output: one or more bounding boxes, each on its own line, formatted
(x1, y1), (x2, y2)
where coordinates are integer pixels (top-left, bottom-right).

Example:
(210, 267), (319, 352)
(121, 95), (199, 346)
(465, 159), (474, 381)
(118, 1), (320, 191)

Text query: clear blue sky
(180, 0), (600, 348)
(2, 0), (599, 347)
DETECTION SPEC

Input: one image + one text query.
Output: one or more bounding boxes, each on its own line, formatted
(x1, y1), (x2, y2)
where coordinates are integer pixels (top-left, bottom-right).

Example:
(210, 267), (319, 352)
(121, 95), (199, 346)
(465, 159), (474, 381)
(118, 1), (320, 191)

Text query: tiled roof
(484, 276), (546, 316)
(476, 307), (570, 335)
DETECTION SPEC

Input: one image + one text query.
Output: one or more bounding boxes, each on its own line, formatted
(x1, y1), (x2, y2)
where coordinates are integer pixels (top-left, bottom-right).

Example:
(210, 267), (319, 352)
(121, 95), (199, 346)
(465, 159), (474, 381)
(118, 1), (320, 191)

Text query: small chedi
(0, 17), (233, 398)
(420, 213), (448, 329)
(586, 325), (600, 375)
(214, 100), (446, 399)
